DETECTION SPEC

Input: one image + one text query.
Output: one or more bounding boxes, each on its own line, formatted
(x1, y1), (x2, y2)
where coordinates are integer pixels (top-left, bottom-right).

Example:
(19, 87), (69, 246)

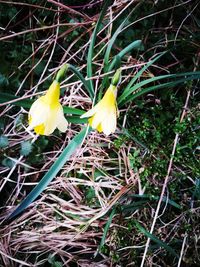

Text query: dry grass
(0, 0), (200, 266)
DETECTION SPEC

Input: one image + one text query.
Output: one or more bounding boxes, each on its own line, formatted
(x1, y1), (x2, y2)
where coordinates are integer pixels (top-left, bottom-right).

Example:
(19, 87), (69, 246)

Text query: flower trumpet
(81, 69), (121, 136)
(28, 80), (68, 135)
(80, 84), (118, 135)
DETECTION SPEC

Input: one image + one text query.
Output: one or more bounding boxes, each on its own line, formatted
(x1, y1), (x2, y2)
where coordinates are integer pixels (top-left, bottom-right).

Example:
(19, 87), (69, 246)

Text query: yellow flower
(28, 80), (68, 135)
(80, 84), (118, 135)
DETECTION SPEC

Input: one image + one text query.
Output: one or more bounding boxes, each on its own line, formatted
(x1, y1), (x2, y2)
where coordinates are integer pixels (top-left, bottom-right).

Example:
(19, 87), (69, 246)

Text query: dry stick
(177, 234), (188, 267)
(47, 0), (92, 21)
(174, 2), (199, 42)
(0, 249), (30, 266)
(1, 0), (140, 105)
(0, 22), (91, 42)
(0, 0), (58, 11)
(140, 90), (191, 267)
(34, 10), (60, 94)
(122, 0), (193, 33)
(0, 134), (39, 193)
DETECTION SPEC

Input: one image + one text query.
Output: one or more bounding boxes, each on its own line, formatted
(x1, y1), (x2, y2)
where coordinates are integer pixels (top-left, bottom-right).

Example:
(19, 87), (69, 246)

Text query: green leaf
(133, 220), (178, 258)
(98, 207), (116, 253)
(120, 72), (200, 106)
(2, 158), (16, 169)
(104, 11), (131, 68)
(0, 73), (9, 87)
(87, 0), (112, 97)
(63, 106), (84, 116)
(102, 5), (143, 88)
(53, 262), (63, 267)
(128, 194), (182, 209)
(20, 141), (32, 156)
(68, 64), (93, 99)
(0, 135), (9, 148)
(193, 179), (200, 200)
(101, 40), (143, 96)
(66, 116), (87, 124)
(8, 127), (91, 220)
(108, 40), (143, 73)
(118, 52), (166, 105)
(0, 93), (33, 108)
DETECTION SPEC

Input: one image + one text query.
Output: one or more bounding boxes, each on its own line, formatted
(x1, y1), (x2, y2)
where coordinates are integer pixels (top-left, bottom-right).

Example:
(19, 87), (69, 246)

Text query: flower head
(80, 84), (118, 135)
(28, 80), (68, 135)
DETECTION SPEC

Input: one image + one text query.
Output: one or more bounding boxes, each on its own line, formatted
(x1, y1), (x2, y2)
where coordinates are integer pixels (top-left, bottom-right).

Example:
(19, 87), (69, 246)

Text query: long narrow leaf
(104, 9), (134, 68)
(102, 40), (142, 89)
(98, 207), (116, 253)
(134, 220), (178, 257)
(120, 73), (200, 106)
(0, 93), (32, 108)
(118, 52), (166, 105)
(108, 40), (143, 73)
(68, 64), (93, 99)
(87, 0), (112, 97)
(102, 5), (142, 89)
(66, 116), (87, 124)
(8, 127), (91, 220)
(118, 70), (200, 106)
(128, 194), (182, 209)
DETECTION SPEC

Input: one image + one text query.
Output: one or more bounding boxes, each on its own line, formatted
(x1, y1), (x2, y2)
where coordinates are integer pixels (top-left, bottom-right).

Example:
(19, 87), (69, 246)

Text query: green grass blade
(104, 10), (133, 68)
(102, 7), (142, 88)
(8, 127), (91, 220)
(118, 52), (166, 105)
(128, 194), (182, 209)
(66, 116), (87, 124)
(63, 107), (84, 115)
(101, 40), (142, 89)
(0, 92), (84, 115)
(117, 40), (143, 60)
(193, 179), (200, 200)
(121, 200), (148, 213)
(120, 73), (200, 106)
(87, 0), (112, 97)
(68, 64), (94, 99)
(133, 220), (178, 258)
(118, 70), (200, 106)
(98, 207), (116, 252)
(107, 40), (143, 74)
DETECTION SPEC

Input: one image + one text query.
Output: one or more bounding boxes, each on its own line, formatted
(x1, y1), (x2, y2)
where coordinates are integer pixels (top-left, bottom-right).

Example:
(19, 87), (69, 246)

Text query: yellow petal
(42, 105), (61, 135)
(80, 104), (99, 118)
(44, 80), (60, 106)
(102, 110), (116, 135)
(80, 84), (118, 135)
(96, 123), (103, 133)
(28, 82), (68, 135)
(34, 124), (45, 135)
(28, 97), (49, 128)
(57, 107), (68, 132)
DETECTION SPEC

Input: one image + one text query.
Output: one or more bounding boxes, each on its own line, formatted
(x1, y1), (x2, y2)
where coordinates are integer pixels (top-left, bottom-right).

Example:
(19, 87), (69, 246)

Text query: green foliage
(0, 135), (9, 148)
(48, 255), (63, 267)
(1, 0), (200, 266)
(2, 158), (16, 169)
(20, 141), (32, 156)
(8, 127), (91, 219)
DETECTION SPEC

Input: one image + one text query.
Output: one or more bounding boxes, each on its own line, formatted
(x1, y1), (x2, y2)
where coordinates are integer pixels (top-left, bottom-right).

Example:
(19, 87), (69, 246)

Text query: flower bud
(111, 68), (121, 86)
(55, 64), (69, 82)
